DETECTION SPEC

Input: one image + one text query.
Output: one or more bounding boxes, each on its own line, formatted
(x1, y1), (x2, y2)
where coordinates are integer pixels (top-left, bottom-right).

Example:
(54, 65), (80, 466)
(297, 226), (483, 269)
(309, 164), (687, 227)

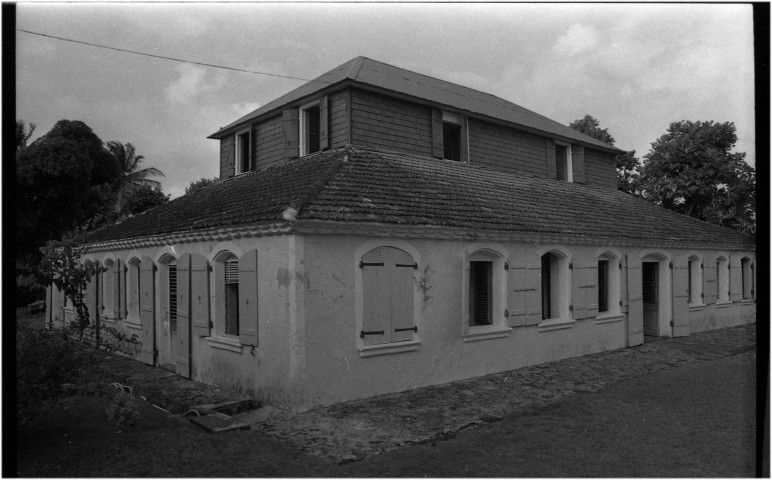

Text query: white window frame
(213, 251), (241, 340)
(554, 141), (573, 183)
(299, 99), (321, 157)
(234, 127), (251, 175)
(462, 246), (511, 342)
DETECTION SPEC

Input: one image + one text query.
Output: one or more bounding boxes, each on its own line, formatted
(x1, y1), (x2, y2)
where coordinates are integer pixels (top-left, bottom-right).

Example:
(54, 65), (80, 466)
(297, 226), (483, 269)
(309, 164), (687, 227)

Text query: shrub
(16, 322), (90, 423)
(16, 283), (46, 307)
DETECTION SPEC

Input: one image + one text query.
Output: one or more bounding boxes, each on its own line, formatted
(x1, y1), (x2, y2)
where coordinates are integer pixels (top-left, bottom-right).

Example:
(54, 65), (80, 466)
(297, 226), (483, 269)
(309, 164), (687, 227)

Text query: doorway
(642, 262), (659, 336)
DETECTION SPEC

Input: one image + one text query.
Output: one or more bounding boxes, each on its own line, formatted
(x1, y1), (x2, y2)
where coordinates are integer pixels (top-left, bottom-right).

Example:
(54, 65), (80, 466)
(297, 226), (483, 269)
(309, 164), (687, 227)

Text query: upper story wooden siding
(219, 86), (617, 190)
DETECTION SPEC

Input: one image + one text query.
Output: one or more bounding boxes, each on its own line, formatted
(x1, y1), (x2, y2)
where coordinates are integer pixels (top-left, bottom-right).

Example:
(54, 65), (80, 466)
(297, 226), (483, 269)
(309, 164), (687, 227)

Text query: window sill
(538, 317), (575, 332)
(463, 325), (512, 343)
(740, 299), (755, 306)
(714, 301), (732, 309)
(205, 335), (244, 353)
(359, 340), (421, 357)
(594, 313), (625, 325)
(688, 303), (706, 312)
(101, 315), (117, 324)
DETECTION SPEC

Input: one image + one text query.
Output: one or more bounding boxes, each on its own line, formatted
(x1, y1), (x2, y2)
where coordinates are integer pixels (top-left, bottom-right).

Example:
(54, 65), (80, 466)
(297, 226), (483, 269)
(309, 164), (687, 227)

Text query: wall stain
(277, 267), (291, 288)
(419, 265), (434, 308)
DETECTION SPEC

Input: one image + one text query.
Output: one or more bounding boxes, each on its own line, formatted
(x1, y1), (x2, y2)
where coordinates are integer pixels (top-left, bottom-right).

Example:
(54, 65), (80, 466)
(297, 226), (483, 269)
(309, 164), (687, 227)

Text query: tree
(16, 120), (36, 150)
(106, 141), (164, 218)
(185, 177), (217, 195)
(637, 120), (755, 233)
(569, 115), (615, 145)
(122, 183), (170, 217)
(615, 150), (641, 195)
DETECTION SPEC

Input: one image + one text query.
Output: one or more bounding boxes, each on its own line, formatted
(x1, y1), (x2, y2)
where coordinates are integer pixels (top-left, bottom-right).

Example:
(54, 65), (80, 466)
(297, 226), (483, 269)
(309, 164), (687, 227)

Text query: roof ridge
(286, 146), (355, 219)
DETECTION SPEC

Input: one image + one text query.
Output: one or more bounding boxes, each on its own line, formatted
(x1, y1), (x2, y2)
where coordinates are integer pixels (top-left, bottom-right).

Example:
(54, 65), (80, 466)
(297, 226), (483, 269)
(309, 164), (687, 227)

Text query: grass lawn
(14, 309), (756, 477)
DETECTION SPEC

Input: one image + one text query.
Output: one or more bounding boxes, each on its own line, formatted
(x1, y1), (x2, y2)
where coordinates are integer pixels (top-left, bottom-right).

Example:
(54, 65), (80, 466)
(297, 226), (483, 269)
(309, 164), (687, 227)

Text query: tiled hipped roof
(83, 146), (755, 251)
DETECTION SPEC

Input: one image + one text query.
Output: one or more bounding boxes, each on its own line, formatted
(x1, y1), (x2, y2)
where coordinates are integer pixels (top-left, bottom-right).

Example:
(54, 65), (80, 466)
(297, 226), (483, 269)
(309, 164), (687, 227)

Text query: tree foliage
(185, 177), (217, 195)
(615, 150), (641, 195)
(637, 120), (755, 234)
(15, 120), (168, 260)
(569, 114), (616, 145)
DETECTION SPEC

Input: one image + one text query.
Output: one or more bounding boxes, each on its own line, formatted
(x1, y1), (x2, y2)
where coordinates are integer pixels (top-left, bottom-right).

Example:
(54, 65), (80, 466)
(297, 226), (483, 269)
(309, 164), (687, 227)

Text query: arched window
(360, 246), (416, 345)
(717, 256), (729, 303)
(541, 250), (570, 320)
(688, 255), (703, 305)
(741, 257), (753, 299)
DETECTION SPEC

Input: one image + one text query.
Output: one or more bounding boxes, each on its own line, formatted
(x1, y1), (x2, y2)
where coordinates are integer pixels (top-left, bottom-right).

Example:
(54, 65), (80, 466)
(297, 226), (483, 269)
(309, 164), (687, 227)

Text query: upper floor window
(300, 101), (322, 156)
(442, 112), (463, 161)
(555, 143), (572, 182)
(235, 128), (251, 174)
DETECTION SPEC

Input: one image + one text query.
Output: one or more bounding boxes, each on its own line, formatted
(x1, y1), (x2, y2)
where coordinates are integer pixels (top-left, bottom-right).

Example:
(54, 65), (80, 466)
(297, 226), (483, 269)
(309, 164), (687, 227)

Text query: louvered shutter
(571, 145), (586, 184)
(238, 249), (258, 346)
(672, 259), (690, 337)
(626, 259), (644, 346)
(319, 95), (329, 150)
(190, 254), (210, 337)
(546, 139), (557, 179)
(112, 260), (121, 318)
(507, 261), (528, 327)
(282, 109), (299, 159)
(729, 261), (742, 302)
(583, 262), (599, 318)
(620, 258), (628, 313)
(571, 262), (593, 320)
(390, 248), (416, 342)
(117, 260), (127, 318)
(703, 263), (717, 304)
(129, 263), (140, 320)
(362, 247), (390, 345)
(175, 254), (191, 378)
(139, 256), (155, 365)
(525, 261), (542, 325)
(431, 109), (444, 159)
(470, 262), (492, 326)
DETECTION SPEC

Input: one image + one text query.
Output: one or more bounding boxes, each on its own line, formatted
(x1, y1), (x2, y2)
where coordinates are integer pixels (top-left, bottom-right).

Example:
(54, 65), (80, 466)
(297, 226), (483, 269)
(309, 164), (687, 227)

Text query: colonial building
(47, 57), (756, 411)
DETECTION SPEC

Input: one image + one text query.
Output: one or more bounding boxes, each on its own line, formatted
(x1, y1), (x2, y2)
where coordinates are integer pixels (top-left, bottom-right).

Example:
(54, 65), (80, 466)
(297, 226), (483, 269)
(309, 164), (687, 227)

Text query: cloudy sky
(16, 3), (756, 199)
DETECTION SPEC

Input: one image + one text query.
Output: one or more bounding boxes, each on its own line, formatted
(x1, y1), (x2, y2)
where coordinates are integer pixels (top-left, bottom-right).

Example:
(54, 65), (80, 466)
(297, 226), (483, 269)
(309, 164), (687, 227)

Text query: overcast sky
(16, 3), (756, 199)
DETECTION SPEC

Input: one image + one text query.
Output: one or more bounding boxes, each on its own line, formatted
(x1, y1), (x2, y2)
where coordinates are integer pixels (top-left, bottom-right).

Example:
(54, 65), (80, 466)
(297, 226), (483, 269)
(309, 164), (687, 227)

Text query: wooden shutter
(238, 249), (258, 346)
(571, 145), (585, 183)
(362, 247), (390, 345)
(619, 257), (628, 313)
(460, 117), (470, 162)
(139, 256), (155, 365)
(282, 109), (299, 159)
(729, 261), (742, 302)
(431, 108), (444, 159)
(319, 95), (329, 150)
(703, 262), (717, 304)
(117, 260), (126, 318)
(672, 260), (690, 337)
(507, 261), (528, 327)
(190, 254), (210, 337)
(626, 259), (644, 346)
(470, 262), (492, 326)
(583, 262), (599, 318)
(112, 260), (121, 318)
(571, 261), (595, 320)
(546, 139), (557, 179)
(129, 263), (140, 320)
(175, 253), (191, 378)
(525, 261), (542, 325)
(390, 248), (416, 342)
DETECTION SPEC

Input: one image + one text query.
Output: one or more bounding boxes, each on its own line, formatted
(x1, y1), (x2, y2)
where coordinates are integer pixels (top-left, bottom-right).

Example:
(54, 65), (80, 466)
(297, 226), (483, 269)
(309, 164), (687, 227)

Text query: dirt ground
(15, 349), (757, 477)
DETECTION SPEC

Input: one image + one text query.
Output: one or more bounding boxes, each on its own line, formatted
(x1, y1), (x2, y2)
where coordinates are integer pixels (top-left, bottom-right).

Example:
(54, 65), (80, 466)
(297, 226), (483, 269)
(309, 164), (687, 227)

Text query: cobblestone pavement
(258, 324), (756, 462)
(86, 324), (755, 463)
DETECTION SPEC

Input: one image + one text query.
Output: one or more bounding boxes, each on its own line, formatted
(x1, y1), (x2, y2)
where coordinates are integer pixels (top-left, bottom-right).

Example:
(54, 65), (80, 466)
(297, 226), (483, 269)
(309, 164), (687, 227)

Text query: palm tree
(106, 141), (164, 218)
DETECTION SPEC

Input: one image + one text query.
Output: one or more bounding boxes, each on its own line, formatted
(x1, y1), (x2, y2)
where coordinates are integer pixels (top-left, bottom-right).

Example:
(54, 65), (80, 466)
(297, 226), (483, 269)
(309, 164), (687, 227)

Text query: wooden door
(642, 262), (659, 336)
